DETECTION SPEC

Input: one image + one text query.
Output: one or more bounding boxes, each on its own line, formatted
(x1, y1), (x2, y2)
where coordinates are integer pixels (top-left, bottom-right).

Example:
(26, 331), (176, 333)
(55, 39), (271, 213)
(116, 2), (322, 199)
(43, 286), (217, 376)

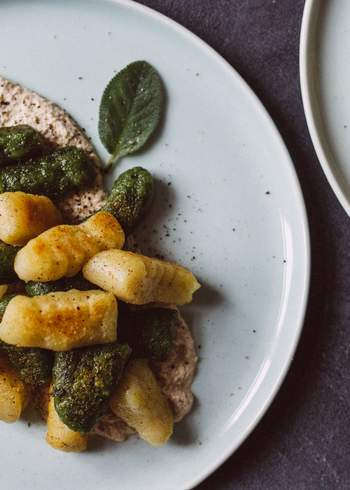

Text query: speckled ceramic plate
(301, 0), (350, 215)
(0, 1), (310, 489)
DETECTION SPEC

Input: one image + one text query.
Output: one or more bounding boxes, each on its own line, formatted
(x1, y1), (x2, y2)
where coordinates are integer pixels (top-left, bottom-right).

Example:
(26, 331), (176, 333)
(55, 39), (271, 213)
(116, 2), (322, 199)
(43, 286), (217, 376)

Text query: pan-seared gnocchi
(83, 249), (200, 305)
(0, 355), (30, 423)
(110, 358), (173, 446)
(0, 289), (118, 351)
(0, 192), (62, 246)
(14, 211), (125, 282)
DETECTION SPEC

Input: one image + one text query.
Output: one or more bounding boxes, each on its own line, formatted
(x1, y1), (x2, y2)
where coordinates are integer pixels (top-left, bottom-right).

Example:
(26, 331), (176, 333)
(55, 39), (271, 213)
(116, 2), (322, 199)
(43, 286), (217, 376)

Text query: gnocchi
(0, 290), (118, 351)
(0, 355), (29, 423)
(110, 359), (173, 446)
(0, 192), (62, 246)
(46, 392), (88, 452)
(14, 211), (125, 282)
(83, 249), (200, 305)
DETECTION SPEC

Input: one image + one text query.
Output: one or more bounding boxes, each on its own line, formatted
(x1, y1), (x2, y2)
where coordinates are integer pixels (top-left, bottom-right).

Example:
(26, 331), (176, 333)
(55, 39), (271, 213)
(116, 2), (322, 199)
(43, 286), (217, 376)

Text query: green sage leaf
(99, 61), (164, 169)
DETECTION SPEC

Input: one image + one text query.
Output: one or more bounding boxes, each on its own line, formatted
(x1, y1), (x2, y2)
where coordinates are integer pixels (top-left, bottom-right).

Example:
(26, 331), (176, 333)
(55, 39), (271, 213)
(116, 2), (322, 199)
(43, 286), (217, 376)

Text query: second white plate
(301, 0), (350, 215)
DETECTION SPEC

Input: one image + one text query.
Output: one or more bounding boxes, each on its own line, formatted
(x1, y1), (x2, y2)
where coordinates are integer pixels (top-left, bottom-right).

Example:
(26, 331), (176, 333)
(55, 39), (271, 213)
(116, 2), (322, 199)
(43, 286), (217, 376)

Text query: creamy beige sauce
(0, 76), (106, 223)
(92, 309), (197, 441)
(0, 76), (198, 440)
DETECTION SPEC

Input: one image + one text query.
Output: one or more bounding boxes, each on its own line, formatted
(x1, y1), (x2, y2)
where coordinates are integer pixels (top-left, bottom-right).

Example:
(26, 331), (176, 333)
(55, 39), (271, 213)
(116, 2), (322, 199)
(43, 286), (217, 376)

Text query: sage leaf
(99, 61), (164, 169)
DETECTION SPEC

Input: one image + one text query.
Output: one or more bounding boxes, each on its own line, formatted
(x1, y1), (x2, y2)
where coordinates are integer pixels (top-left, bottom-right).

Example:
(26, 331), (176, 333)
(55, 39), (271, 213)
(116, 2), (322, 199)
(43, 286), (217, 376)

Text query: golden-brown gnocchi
(110, 359), (173, 446)
(46, 392), (88, 452)
(83, 249), (200, 305)
(0, 355), (30, 423)
(0, 289), (118, 351)
(0, 192), (62, 246)
(14, 211), (125, 282)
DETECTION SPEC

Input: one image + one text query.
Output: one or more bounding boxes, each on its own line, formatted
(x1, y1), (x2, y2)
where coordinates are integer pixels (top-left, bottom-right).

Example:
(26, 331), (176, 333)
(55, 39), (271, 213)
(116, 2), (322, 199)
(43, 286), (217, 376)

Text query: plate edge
(300, 0), (350, 216)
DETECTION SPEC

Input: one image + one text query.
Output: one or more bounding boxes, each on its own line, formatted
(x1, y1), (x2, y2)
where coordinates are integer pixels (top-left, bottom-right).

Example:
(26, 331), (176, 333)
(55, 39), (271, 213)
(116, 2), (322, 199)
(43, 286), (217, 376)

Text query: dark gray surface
(135, 1), (350, 488)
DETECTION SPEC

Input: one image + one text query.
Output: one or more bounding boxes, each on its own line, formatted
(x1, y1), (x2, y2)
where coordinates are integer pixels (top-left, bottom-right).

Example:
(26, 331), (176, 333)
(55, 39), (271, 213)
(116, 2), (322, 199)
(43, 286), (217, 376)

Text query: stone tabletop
(136, 1), (349, 488)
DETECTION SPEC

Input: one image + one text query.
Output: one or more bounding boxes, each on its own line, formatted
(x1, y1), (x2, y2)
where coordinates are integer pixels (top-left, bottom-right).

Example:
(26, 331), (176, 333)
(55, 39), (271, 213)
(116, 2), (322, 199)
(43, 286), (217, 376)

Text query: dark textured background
(135, 0), (350, 488)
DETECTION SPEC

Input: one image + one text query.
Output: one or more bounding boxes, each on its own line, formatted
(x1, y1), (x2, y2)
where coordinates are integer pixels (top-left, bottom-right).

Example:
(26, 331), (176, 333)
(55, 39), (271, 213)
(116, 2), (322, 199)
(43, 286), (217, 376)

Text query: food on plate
(0, 191), (62, 245)
(83, 249), (200, 305)
(0, 63), (200, 452)
(0, 242), (20, 283)
(0, 125), (49, 165)
(0, 343), (53, 386)
(0, 294), (15, 320)
(0, 290), (118, 351)
(46, 392), (88, 452)
(53, 343), (130, 432)
(110, 358), (173, 446)
(0, 74), (106, 224)
(25, 274), (94, 296)
(14, 211), (125, 282)
(0, 147), (95, 198)
(118, 305), (178, 361)
(102, 166), (154, 232)
(0, 355), (29, 422)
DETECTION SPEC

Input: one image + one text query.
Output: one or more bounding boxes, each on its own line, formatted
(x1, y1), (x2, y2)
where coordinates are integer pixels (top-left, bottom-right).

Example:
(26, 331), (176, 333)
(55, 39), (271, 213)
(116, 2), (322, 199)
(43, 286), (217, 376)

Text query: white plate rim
(0, 1), (311, 488)
(300, 0), (350, 216)
(110, 1), (311, 487)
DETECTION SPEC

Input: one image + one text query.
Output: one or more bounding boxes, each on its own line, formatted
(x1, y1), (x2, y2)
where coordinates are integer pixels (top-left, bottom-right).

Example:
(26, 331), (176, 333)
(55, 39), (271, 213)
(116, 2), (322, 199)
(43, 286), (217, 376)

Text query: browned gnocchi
(46, 391), (88, 452)
(14, 211), (125, 282)
(83, 249), (200, 305)
(0, 289), (118, 351)
(0, 191), (62, 246)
